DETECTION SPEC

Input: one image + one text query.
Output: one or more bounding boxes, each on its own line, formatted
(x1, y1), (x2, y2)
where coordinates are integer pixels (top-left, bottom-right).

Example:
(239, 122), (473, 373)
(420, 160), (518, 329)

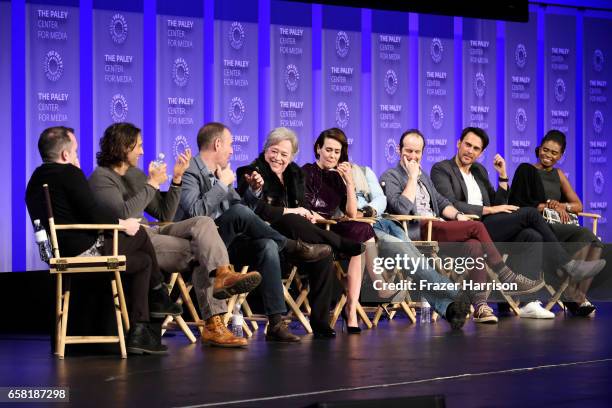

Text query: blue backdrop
(4, 0), (612, 271)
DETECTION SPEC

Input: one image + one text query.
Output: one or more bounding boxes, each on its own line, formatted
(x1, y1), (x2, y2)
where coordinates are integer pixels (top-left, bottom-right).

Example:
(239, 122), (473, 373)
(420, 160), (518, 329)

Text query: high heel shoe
(341, 307), (361, 334)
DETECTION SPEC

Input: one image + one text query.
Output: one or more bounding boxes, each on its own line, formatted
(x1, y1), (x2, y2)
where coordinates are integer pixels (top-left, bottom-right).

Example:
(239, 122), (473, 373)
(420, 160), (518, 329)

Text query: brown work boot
(212, 265), (262, 300)
(265, 320), (301, 343)
(202, 315), (248, 348)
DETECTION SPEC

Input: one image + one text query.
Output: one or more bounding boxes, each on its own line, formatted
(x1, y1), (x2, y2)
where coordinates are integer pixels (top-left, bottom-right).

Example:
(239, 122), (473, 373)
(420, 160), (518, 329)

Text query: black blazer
(430, 158), (508, 217)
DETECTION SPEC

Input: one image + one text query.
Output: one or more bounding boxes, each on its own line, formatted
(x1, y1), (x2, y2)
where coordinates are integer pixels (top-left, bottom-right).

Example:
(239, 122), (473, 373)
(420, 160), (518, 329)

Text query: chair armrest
(577, 212), (601, 220)
(55, 224), (127, 231)
(315, 219), (338, 226)
(464, 214), (480, 220)
(347, 217), (377, 225)
(383, 214), (439, 223)
(147, 221), (173, 227)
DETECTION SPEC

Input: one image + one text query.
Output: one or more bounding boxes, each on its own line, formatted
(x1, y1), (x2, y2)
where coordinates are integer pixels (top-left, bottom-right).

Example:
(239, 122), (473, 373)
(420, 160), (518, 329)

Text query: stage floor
(2, 307), (612, 408)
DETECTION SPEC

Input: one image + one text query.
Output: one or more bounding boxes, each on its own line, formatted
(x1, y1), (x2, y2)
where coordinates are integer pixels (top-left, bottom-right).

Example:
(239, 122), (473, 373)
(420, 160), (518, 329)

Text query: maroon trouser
(421, 220), (505, 288)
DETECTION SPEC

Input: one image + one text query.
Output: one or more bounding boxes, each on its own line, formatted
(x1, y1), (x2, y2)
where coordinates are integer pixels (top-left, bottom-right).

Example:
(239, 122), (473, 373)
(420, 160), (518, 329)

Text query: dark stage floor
(2, 307), (612, 408)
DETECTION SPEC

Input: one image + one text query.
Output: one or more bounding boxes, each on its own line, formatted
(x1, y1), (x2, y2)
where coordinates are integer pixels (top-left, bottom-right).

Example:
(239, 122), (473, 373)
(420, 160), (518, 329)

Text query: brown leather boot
(202, 315), (248, 348)
(212, 265), (262, 300)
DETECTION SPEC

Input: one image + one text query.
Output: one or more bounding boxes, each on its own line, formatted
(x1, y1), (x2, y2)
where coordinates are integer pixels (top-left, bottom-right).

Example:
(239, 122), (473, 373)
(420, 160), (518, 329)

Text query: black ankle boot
(127, 322), (168, 355)
(149, 286), (183, 318)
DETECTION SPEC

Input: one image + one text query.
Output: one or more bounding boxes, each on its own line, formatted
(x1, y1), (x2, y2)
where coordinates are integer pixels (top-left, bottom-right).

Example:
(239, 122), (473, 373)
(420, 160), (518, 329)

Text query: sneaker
(265, 320), (301, 343)
(473, 304), (498, 324)
(500, 273), (545, 295)
(202, 315), (248, 348)
(519, 301), (555, 319)
(150, 286), (183, 318)
(212, 265), (262, 300)
(127, 322), (168, 355)
(561, 259), (606, 282)
(445, 292), (471, 330)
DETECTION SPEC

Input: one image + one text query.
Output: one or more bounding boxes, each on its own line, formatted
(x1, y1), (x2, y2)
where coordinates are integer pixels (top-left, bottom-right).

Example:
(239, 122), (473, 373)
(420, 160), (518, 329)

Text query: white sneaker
(519, 301), (555, 319)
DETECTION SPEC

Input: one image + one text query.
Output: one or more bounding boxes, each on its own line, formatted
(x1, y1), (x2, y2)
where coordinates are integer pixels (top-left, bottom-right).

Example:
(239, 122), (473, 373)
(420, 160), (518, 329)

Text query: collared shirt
(415, 179), (436, 217)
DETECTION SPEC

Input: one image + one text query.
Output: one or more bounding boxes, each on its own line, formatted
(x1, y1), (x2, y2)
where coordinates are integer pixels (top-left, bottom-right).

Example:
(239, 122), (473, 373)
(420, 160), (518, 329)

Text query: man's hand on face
(215, 164), (236, 186)
(402, 155), (420, 178)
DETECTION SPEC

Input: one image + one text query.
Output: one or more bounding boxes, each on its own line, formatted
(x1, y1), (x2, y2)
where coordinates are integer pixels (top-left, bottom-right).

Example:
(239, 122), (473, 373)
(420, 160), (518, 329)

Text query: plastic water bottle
(153, 153), (166, 167)
(33, 219), (52, 263)
(420, 297), (431, 324)
(232, 302), (244, 338)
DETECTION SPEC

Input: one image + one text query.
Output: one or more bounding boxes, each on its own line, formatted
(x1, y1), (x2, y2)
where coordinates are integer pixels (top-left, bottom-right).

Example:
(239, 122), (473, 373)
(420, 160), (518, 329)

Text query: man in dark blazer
(430, 127), (582, 319)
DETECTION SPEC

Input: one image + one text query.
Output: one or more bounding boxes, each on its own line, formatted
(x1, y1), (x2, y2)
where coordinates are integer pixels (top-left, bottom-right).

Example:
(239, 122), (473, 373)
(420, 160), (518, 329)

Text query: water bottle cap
(157, 153), (165, 161)
(34, 219), (41, 226)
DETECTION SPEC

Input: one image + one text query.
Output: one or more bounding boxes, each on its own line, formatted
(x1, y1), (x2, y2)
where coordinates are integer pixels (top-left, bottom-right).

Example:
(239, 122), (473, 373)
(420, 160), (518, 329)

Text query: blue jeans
(374, 218), (457, 317)
(215, 204), (287, 315)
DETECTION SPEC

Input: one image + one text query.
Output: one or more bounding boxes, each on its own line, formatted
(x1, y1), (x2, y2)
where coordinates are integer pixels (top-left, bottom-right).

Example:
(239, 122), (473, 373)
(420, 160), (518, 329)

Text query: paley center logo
(385, 139), (399, 164)
(593, 49), (604, 72)
(430, 38), (443, 64)
(44, 50), (63, 82)
(430, 104), (444, 130)
(172, 58), (190, 87)
(229, 96), (245, 125)
(110, 14), (128, 45)
(173, 135), (191, 159)
(594, 170), (605, 195)
(385, 69), (398, 95)
(515, 108), (527, 132)
(515, 43), (527, 68)
(285, 64), (299, 92)
(474, 72), (486, 98)
(335, 31), (350, 58)
(110, 94), (128, 122)
(593, 110), (604, 134)
(229, 21), (245, 50)
(335, 102), (350, 129)
(555, 78), (566, 103)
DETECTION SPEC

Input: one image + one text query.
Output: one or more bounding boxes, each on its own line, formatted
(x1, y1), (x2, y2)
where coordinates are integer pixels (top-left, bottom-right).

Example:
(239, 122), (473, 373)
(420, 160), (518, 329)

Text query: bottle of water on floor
(232, 302), (244, 338)
(33, 219), (52, 263)
(420, 297), (431, 324)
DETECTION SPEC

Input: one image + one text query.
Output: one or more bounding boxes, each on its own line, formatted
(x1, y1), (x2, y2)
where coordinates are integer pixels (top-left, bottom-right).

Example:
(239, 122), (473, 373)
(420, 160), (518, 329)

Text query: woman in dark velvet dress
(236, 127), (364, 337)
(303, 128), (377, 331)
(509, 130), (606, 316)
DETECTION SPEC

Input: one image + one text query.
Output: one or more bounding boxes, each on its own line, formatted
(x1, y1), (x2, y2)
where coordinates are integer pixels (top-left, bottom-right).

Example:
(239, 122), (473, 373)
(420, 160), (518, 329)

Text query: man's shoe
(266, 321), (301, 342)
(445, 293), (470, 330)
(562, 259), (606, 282)
(202, 315), (247, 348)
(150, 286), (183, 318)
(312, 324), (336, 339)
(473, 304), (498, 324)
(500, 273), (545, 295)
(519, 301), (555, 319)
(127, 322), (168, 355)
(285, 239), (332, 263)
(212, 265), (262, 300)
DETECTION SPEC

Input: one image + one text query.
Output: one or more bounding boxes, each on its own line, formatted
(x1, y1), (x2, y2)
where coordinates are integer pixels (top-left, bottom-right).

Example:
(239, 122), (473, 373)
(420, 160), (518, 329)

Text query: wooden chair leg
(55, 274), (62, 355)
(330, 295), (347, 327)
(173, 315), (196, 343)
(283, 286), (312, 333)
(114, 271), (130, 332)
(545, 278), (570, 311)
(111, 278), (127, 358)
(400, 301), (417, 324)
(58, 278), (71, 360)
(356, 303), (373, 329)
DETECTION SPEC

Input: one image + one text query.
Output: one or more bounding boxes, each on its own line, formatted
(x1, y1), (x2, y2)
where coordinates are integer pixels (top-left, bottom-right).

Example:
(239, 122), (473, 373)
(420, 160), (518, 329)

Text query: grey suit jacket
(430, 159), (508, 217)
(175, 155), (256, 221)
(380, 163), (451, 240)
